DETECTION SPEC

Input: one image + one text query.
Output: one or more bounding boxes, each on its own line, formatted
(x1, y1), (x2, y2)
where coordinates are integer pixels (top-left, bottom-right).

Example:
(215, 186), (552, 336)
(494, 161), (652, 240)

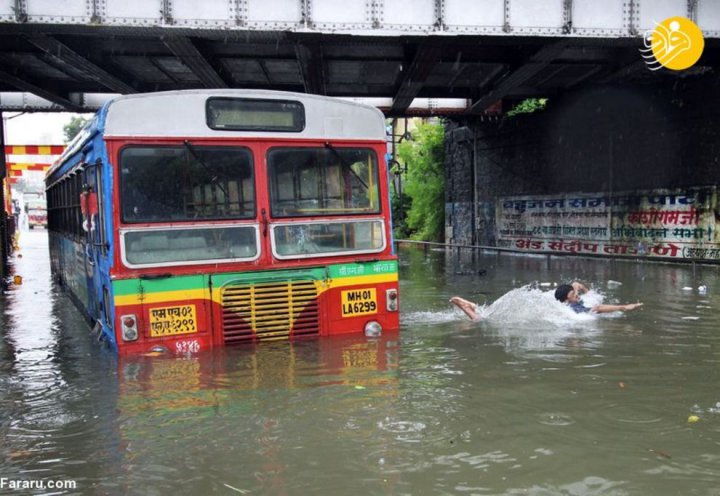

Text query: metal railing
(394, 239), (519, 254)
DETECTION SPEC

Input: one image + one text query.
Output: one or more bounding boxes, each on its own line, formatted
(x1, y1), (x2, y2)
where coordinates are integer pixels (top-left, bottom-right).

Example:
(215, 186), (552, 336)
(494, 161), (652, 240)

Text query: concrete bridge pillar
(445, 79), (720, 262)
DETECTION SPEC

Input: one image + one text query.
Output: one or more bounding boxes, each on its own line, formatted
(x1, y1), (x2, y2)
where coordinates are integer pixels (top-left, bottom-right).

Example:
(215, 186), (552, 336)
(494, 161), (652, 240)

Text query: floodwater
(2, 231), (720, 495)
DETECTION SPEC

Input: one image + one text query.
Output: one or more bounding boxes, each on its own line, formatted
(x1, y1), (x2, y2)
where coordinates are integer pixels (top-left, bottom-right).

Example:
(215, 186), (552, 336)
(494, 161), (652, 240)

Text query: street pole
(0, 112), (8, 282)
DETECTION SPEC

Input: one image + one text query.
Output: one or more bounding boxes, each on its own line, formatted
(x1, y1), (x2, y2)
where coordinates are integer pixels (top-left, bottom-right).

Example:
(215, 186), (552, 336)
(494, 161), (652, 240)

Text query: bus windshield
(268, 147), (379, 217)
(120, 145), (254, 223)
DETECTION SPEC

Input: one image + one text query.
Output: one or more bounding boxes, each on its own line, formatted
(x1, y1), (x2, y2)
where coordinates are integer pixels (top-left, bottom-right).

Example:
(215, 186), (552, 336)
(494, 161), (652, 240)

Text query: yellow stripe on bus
(331, 273), (398, 288)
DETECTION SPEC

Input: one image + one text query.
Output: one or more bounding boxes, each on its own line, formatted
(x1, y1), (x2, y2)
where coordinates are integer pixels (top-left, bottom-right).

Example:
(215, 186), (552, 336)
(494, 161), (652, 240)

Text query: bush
(396, 122), (445, 242)
(390, 190), (411, 239)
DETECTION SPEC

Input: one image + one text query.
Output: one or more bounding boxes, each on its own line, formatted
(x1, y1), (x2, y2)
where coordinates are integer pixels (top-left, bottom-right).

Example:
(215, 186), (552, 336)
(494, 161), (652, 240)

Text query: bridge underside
(1, 0), (719, 113)
(0, 26), (718, 114)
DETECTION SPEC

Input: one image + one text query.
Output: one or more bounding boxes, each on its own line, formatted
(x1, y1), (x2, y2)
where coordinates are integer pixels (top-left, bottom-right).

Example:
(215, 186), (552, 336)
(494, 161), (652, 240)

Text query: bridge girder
(0, 0), (718, 113)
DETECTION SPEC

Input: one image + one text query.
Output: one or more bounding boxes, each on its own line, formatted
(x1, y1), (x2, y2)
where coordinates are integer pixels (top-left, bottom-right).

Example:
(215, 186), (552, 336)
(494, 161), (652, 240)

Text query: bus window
(268, 147), (379, 217)
(271, 220), (385, 259)
(120, 146), (254, 223)
(122, 226), (259, 267)
(206, 97), (305, 132)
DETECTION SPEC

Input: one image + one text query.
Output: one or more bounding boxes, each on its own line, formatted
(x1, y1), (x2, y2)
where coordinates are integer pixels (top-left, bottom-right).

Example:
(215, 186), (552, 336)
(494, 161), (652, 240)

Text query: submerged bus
(46, 90), (399, 354)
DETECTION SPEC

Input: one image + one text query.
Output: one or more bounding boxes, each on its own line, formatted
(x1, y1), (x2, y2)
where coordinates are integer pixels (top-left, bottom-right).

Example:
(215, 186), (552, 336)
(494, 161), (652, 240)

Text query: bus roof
(103, 89), (387, 141)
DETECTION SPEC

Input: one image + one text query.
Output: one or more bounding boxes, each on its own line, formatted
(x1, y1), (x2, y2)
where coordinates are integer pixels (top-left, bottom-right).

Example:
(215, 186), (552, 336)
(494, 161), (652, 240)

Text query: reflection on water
(112, 336), (401, 495)
(2, 233), (720, 494)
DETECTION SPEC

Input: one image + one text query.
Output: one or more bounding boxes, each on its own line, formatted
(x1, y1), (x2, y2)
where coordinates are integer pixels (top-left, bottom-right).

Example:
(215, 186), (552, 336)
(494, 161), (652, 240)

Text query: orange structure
(1, 145), (65, 256)
(4, 145), (65, 185)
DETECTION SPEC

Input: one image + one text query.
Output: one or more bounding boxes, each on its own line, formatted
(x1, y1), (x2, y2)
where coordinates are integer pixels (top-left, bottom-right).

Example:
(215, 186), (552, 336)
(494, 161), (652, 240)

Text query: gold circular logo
(648, 16), (705, 71)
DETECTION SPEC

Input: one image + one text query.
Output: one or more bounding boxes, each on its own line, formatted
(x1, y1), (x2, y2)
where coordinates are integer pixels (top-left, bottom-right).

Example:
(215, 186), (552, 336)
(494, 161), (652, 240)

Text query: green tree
(63, 116), (90, 143)
(396, 121), (445, 242)
(390, 188), (412, 240)
(506, 98), (548, 117)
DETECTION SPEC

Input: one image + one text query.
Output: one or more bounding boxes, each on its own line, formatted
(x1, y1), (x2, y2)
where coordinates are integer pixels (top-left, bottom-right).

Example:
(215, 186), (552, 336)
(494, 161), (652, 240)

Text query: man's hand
(623, 302), (643, 311)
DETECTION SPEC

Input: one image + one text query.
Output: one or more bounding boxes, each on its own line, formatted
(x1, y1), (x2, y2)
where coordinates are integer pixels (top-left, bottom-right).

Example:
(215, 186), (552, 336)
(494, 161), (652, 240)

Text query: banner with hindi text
(495, 187), (720, 261)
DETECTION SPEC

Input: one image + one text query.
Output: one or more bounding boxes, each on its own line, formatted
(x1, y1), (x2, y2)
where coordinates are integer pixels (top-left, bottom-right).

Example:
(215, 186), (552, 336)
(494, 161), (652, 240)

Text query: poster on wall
(495, 187), (720, 261)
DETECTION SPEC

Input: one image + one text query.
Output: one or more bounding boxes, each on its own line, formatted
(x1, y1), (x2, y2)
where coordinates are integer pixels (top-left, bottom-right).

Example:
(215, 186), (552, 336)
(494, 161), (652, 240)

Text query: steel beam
(562, 0), (573, 34)
(0, 92), (476, 114)
(257, 60), (272, 84)
(598, 59), (646, 83)
(301, 0), (313, 29)
(467, 41), (569, 114)
(13, 0), (27, 22)
(0, 0), (718, 38)
(162, 36), (227, 88)
(390, 44), (442, 115)
(563, 64), (603, 88)
(0, 69), (83, 111)
(24, 34), (136, 94)
(295, 41), (326, 95)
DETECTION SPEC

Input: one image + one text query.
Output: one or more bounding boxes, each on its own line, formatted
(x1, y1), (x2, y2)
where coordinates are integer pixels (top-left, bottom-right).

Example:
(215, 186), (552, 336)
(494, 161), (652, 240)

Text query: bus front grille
(221, 280), (320, 343)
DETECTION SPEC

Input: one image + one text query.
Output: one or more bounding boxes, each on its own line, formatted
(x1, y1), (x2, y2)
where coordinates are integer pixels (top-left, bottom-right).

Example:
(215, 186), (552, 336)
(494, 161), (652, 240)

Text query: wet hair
(554, 284), (574, 302)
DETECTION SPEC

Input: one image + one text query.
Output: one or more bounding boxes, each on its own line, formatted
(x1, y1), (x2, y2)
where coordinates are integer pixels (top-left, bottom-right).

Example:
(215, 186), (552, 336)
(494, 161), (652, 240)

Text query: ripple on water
(537, 412), (576, 426)
(362, 447), (432, 474)
(502, 476), (628, 496)
(576, 374), (610, 388)
(402, 309), (463, 325)
(586, 402), (671, 441)
(377, 418), (427, 442)
(433, 450), (518, 471)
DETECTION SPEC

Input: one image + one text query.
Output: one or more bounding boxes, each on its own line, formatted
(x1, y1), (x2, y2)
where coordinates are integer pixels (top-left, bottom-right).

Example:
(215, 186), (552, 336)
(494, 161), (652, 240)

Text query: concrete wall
(445, 79), (720, 248)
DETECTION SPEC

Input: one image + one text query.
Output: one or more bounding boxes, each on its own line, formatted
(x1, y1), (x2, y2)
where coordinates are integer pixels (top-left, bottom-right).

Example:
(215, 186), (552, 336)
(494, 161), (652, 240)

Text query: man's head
(554, 284), (578, 303)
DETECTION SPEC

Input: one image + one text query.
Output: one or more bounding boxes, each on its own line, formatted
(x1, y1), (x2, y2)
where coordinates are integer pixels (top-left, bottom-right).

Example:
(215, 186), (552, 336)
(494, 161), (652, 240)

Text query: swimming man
(553, 282), (643, 314)
(450, 281), (642, 320)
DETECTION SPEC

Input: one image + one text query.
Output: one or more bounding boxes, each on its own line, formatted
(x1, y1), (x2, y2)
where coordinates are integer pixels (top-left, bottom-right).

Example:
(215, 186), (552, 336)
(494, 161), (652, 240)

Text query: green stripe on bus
(113, 260), (397, 295)
(327, 260), (397, 279)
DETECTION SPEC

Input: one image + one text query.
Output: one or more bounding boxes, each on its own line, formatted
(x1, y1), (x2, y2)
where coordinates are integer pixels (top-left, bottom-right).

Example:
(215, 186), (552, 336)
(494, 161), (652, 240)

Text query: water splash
(473, 286), (598, 326)
(402, 286), (621, 353)
(404, 286), (611, 327)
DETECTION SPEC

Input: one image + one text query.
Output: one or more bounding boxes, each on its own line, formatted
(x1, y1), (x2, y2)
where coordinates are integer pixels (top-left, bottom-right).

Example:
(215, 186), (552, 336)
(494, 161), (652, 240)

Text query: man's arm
(450, 297), (481, 321)
(591, 302), (643, 313)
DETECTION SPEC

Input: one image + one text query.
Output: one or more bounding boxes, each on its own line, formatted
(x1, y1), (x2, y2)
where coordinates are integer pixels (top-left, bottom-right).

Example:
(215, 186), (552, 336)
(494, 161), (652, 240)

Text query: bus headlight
(386, 289), (399, 312)
(121, 314), (139, 341)
(364, 320), (382, 337)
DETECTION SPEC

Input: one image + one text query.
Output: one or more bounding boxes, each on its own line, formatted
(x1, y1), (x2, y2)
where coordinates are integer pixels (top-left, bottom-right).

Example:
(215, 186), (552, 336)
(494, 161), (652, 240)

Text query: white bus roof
(104, 89), (387, 141)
